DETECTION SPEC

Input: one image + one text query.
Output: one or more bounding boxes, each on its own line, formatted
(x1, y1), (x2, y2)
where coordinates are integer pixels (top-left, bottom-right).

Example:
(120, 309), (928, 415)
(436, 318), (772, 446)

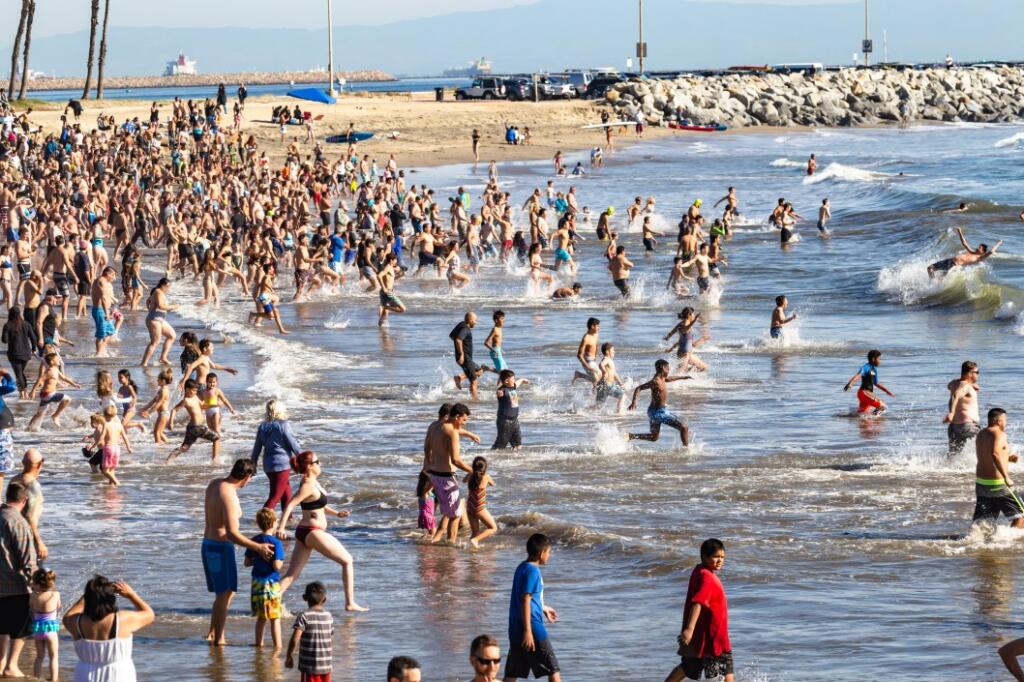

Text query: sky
(3, 0), (851, 37)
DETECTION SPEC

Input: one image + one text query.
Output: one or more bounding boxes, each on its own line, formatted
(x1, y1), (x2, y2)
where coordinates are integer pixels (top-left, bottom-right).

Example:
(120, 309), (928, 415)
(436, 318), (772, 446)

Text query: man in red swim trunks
(843, 349), (895, 415)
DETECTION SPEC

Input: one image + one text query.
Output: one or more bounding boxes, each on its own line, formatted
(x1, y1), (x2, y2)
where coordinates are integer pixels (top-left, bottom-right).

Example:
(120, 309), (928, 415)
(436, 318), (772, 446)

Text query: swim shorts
(643, 237), (655, 251)
(428, 472), (462, 519)
(0, 594), (31, 639)
(39, 392), (65, 406)
(613, 278), (630, 297)
(930, 258), (955, 273)
(504, 638), (560, 680)
(184, 423), (220, 447)
(554, 248), (571, 263)
(973, 480), (1024, 523)
(679, 650), (734, 680)
(91, 306), (115, 340)
(418, 251), (438, 266)
(201, 538), (238, 594)
(489, 347), (507, 371)
(948, 421), (981, 455)
(492, 417), (522, 449)
(780, 227), (793, 243)
(817, 219), (826, 233)
(648, 406), (685, 430)
(102, 444), (120, 470)
(856, 388), (882, 413)
(0, 430), (13, 475)
(770, 326), (782, 339)
(697, 277), (710, 293)
(459, 359), (481, 381)
(250, 579), (283, 620)
(378, 290), (403, 309)
(17, 262), (31, 282)
(53, 272), (71, 297)
(595, 381), (624, 403)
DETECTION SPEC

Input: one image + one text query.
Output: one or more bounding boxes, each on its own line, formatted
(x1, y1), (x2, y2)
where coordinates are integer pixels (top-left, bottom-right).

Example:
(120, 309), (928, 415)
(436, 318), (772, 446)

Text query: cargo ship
(442, 57), (492, 78)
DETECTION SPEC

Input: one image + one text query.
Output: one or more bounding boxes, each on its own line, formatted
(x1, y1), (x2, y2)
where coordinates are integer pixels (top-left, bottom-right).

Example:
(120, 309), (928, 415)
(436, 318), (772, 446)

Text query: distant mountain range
(5, 0), (1021, 79)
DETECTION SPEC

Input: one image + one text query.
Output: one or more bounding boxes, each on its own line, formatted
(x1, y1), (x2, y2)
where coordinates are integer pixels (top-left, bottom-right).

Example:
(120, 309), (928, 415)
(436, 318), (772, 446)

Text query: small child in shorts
(244, 507), (286, 648)
(81, 413), (104, 472)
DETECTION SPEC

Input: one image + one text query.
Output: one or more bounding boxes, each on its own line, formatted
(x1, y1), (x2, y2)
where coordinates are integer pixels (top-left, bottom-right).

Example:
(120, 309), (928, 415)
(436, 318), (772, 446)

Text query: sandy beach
(21, 91), (677, 168)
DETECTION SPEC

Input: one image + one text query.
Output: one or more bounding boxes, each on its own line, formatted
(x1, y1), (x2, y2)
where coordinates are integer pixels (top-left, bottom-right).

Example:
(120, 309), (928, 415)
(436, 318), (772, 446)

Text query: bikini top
(300, 488), (328, 511)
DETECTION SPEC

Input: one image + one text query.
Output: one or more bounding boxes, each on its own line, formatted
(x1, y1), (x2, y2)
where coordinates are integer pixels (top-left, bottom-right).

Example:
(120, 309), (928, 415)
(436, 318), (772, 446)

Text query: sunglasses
(475, 657), (501, 666)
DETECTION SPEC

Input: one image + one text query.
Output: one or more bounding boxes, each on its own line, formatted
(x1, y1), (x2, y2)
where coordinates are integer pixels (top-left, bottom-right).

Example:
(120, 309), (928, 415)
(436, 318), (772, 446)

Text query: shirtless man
(422, 403), (473, 545)
(551, 283), (582, 300)
(376, 253), (406, 326)
(40, 235), (75, 319)
(807, 153), (817, 176)
(14, 228), (34, 303)
(972, 408), (1023, 529)
(627, 359), (692, 445)
(927, 228), (1002, 277)
(27, 353), (80, 431)
(817, 198), (832, 235)
(770, 295), (797, 340)
(945, 361), (981, 456)
(203, 459), (275, 645)
(551, 222), (576, 275)
(412, 228), (439, 276)
(571, 317), (600, 385)
(167, 379), (222, 462)
(608, 246), (634, 297)
(90, 267), (117, 356)
(680, 243), (716, 295)
(713, 187), (738, 215)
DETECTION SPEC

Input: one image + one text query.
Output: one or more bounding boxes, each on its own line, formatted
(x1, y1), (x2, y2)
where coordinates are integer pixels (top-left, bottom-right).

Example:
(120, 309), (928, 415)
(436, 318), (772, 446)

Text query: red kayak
(668, 121), (728, 132)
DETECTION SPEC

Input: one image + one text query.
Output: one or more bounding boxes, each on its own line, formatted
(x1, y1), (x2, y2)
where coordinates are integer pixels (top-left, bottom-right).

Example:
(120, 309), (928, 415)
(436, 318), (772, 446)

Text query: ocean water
(16, 121), (1024, 681)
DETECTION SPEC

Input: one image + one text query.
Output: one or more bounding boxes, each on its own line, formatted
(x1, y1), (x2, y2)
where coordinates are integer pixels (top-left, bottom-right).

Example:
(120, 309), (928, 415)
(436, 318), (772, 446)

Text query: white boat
(163, 53), (198, 77)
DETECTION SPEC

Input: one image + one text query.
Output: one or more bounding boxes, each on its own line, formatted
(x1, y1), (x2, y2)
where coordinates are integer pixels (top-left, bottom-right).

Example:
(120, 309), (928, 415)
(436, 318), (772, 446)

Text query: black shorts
(54, 272), (72, 297)
(492, 417), (522, 449)
(459, 360), (481, 381)
(613, 278), (630, 296)
(183, 423), (220, 447)
(680, 650), (734, 680)
(0, 593), (32, 639)
(75, 275), (92, 296)
(780, 227), (793, 243)
(973, 484), (1024, 522)
(504, 638), (560, 679)
(930, 258), (955, 273)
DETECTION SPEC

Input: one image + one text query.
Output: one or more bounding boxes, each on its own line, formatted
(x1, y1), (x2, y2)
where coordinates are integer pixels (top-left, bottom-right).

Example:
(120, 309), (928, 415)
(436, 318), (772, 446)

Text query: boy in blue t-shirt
(504, 533), (560, 681)
(243, 507), (286, 648)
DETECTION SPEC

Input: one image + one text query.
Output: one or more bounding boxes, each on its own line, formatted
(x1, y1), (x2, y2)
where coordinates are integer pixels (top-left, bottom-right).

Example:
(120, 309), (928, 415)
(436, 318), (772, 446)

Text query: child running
(843, 349), (894, 416)
(138, 368), (174, 443)
(99, 404), (132, 486)
(244, 507), (286, 649)
(29, 568), (61, 682)
(665, 308), (708, 373)
(201, 373), (238, 436)
(628, 360), (692, 446)
(116, 369), (147, 432)
(286, 581), (334, 682)
(167, 379), (222, 462)
(464, 455), (497, 548)
(483, 310), (508, 376)
(595, 343), (626, 413)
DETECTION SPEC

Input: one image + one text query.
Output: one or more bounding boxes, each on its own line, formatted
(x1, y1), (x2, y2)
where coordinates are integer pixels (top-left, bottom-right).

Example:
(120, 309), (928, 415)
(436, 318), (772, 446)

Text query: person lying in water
(927, 228), (1002, 278)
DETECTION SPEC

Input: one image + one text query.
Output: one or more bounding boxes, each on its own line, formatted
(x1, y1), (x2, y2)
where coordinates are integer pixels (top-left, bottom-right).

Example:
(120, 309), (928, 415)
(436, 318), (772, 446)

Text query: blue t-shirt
(859, 363), (878, 392)
(329, 235), (346, 264)
(508, 561), (547, 642)
(245, 533), (285, 582)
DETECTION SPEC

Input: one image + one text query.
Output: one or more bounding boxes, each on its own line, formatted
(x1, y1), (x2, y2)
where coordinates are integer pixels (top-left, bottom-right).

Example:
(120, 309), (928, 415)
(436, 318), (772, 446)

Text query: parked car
(537, 76), (574, 99)
(583, 74), (626, 99)
(503, 77), (533, 101)
(558, 71), (593, 98)
(454, 77), (506, 100)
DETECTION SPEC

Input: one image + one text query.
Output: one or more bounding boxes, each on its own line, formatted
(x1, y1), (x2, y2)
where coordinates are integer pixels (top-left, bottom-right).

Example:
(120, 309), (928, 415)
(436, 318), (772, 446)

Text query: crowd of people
(0, 77), (1019, 681)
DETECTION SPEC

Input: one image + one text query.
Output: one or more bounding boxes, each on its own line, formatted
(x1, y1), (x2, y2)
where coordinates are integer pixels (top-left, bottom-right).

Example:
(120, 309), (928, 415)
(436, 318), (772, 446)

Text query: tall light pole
(862, 0), (870, 67)
(327, 0), (337, 96)
(637, 0), (646, 74)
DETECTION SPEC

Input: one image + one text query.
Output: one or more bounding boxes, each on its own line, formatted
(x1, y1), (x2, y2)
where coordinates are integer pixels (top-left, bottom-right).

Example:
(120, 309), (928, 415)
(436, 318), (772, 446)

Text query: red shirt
(684, 564), (730, 658)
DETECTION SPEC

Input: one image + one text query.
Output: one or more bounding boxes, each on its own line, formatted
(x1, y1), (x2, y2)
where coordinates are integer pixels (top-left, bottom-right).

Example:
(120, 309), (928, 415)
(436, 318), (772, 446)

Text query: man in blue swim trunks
(203, 459), (275, 645)
(90, 267), (117, 357)
(628, 359), (693, 446)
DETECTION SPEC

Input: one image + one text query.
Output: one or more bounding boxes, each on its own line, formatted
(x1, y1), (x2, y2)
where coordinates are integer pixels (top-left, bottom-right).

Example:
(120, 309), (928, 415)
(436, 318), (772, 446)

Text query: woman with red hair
(275, 451), (367, 611)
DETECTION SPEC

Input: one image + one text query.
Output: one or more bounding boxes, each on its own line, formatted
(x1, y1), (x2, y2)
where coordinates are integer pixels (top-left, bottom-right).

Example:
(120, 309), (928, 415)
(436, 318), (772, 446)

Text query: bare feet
(454, 375), (463, 390)
(345, 603), (369, 612)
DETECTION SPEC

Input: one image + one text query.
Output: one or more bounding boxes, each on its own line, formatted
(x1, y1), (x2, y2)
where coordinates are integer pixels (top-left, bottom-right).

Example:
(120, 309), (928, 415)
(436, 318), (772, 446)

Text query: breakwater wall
(606, 66), (1024, 127)
(23, 70), (395, 93)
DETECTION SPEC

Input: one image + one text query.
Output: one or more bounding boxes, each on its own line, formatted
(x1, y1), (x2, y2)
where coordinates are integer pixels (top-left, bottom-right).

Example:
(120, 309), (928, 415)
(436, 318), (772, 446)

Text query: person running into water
(817, 198), (832, 235)
(972, 408), (1024, 529)
(945, 360), (981, 456)
(628, 359), (692, 446)
(167, 379), (222, 463)
(451, 312), (489, 400)
(665, 308), (708, 373)
(927, 227), (1002, 277)
(595, 343), (626, 413)
(770, 295), (797, 340)
(664, 538), (734, 682)
(484, 310), (508, 376)
(843, 349), (894, 416)
(571, 318), (601, 385)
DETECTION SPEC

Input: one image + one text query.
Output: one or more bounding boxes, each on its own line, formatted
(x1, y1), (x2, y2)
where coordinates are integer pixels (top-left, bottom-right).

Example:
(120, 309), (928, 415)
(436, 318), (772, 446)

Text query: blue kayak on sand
(326, 131), (374, 143)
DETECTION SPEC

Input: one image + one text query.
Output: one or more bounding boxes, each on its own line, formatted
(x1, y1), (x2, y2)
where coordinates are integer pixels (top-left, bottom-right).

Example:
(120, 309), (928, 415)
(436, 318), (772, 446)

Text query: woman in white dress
(62, 576), (154, 681)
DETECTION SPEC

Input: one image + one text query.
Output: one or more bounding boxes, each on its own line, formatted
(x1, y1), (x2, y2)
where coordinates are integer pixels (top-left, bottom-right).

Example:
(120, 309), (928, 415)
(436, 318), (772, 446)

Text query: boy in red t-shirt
(665, 538), (733, 682)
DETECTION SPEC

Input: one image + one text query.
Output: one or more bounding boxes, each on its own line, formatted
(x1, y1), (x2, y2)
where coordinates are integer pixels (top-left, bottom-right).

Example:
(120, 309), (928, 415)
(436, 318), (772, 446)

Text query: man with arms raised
(927, 227), (1002, 278)
(203, 459), (274, 645)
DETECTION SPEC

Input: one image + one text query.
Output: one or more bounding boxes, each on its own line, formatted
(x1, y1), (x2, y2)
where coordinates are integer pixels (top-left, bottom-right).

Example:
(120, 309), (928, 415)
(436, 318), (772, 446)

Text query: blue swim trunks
(201, 538), (238, 594)
(770, 327), (782, 340)
(91, 306), (115, 340)
(647, 406), (684, 430)
(490, 347), (508, 371)
(554, 248), (571, 263)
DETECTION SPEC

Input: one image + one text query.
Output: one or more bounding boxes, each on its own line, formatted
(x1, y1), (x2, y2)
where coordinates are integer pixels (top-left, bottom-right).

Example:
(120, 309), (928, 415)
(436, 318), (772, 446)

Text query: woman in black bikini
(275, 451), (367, 611)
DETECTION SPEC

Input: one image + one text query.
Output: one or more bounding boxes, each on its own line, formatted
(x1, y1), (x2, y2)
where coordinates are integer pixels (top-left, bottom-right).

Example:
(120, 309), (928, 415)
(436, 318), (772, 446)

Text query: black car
(504, 77), (533, 101)
(584, 74), (626, 100)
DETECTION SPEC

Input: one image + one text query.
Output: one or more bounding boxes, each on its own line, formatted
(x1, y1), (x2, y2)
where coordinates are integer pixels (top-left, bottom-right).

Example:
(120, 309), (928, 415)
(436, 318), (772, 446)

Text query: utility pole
(883, 29), (888, 64)
(327, 0), (336, 96)
(862, 0), (871, 67)
(637, 0), (646, 74)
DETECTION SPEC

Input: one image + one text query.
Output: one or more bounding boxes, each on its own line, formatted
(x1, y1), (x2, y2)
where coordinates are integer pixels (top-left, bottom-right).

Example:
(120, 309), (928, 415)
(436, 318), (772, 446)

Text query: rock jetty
(25, 70), (395, 94)
(605, 66), (1024, 127)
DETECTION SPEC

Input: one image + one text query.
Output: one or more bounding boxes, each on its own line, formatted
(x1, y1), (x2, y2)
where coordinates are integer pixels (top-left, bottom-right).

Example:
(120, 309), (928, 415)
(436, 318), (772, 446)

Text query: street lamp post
(637, 0), (646, 74)
(327, 0), (337, 96)
(863, 0), (870, 67)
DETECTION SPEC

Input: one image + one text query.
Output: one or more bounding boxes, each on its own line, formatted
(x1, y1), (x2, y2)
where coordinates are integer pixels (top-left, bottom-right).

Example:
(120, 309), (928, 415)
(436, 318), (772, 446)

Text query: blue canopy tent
(286, 88), (336, 105)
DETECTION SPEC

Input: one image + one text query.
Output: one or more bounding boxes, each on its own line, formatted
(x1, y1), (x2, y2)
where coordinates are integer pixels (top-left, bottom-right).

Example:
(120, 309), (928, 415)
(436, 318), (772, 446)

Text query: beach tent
(286, 88), (336, 105)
